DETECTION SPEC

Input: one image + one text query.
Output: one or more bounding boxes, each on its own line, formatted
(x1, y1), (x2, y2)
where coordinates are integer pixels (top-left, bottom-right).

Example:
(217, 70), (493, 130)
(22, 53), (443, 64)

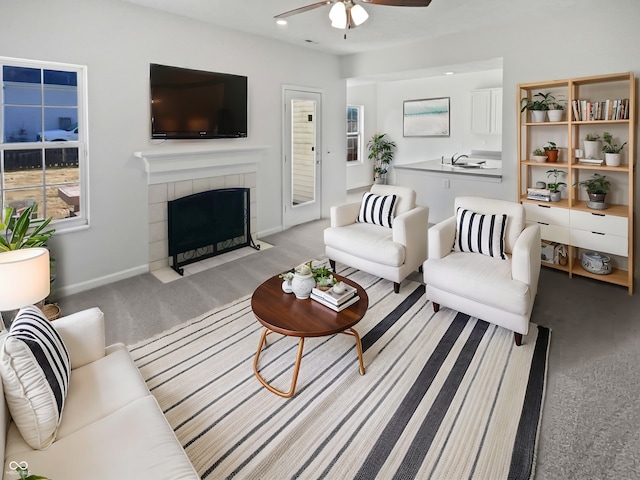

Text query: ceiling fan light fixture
(329, 1), (347, 29)
(350, 4), (368, 26)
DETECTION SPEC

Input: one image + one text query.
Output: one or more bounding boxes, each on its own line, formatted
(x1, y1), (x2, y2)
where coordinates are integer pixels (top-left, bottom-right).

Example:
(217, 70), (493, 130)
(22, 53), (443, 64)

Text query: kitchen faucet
(451, 153), (469, 164)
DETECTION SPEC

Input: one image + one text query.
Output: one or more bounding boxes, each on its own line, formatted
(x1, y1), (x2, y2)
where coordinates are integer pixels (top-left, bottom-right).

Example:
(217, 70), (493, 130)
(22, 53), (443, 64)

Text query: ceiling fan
(275, 0), (432, 31)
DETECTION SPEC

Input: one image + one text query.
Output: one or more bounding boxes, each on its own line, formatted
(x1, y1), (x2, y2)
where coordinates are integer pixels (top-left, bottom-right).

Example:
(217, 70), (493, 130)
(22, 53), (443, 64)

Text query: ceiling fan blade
(275, 1), (333, 19)
(361, 0), (432, 6)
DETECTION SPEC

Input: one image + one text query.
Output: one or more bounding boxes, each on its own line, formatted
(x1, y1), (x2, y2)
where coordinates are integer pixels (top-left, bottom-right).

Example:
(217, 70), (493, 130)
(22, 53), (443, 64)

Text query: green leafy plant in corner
(0, 204), (55, 252)
(601, 131), (627, 154)
(520, 91), (554, 112)
(367, 133), (396, 179)
(574, 173), (611, 194)
(546, 169), (567, 193)
(543, 141), (558, 151)
(532, 148), (545, 156)
(15, 465), (49, 480)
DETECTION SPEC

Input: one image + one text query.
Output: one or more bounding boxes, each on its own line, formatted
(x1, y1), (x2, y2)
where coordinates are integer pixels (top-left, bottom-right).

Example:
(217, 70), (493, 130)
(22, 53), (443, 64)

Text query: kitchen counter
(394, 151), (502, 182)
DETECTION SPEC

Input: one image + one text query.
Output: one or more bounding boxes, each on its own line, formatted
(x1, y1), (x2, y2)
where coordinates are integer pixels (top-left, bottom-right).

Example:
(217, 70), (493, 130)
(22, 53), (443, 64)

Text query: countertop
(394, 154), (502, 181)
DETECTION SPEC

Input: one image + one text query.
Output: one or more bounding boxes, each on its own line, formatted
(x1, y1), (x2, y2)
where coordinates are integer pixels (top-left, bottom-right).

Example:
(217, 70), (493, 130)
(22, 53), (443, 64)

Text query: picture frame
(403, 97), (450, 137)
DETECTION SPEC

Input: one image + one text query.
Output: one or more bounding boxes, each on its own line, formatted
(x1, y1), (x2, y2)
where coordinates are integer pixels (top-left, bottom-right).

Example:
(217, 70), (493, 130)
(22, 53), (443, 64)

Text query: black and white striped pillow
(0, 305), (70, 449)
(453, 208), (507, 259)
(356, 192), (397, 228)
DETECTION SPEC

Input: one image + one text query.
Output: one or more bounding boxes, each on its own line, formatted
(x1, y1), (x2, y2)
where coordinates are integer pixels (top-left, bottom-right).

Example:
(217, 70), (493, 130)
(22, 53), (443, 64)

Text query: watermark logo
(6, 461), (28, 477)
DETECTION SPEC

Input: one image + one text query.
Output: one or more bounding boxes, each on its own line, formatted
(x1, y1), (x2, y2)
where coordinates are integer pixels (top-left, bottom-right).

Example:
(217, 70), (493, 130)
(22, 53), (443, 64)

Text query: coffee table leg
(341, 328), (365, 375)
(253, 327), (305, 398)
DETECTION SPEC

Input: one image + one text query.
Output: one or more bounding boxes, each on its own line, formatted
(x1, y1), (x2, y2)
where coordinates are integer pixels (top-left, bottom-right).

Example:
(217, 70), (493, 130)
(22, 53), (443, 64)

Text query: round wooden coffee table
(251, 273), (369, 398)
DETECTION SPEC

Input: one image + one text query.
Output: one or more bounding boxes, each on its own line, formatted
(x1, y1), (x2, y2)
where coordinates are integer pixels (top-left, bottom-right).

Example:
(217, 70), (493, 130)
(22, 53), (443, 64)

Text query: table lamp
(0, 248), (50, 329)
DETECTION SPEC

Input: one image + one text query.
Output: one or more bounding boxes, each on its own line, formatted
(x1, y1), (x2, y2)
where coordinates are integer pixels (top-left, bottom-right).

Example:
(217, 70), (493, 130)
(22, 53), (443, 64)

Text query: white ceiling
(121, 0), (587, 57)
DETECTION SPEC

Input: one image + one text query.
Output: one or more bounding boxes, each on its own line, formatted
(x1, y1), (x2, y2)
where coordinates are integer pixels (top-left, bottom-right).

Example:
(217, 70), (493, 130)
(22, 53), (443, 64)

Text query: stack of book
(571, 98), (630, 121)
(527, 187), (551, 202)
(311, 283), (360, 312)
(577, 158), (604, 166)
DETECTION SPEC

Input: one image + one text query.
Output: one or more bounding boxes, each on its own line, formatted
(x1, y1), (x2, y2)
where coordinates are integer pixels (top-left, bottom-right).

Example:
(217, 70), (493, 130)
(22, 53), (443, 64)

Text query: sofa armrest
(392, 206), (429, 265)
(511, 224), (541, 294)
(330, 202), (360, 227)
(53, 307), (106, 370)
(428, 216), (456, 259)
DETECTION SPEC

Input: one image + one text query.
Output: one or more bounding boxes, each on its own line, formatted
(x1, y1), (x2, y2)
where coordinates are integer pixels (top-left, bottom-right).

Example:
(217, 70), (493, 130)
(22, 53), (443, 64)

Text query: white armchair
(324, 185), (428, 293)
(423, 196), (541, 345)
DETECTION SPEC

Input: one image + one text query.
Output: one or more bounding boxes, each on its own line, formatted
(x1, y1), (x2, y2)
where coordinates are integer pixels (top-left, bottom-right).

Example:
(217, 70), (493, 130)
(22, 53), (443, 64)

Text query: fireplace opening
(167, 187), (259, 275)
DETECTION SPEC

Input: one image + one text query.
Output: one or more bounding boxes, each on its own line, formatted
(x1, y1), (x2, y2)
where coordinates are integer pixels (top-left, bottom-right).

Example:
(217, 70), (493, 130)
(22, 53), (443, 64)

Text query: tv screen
(150, 63), (247, 139)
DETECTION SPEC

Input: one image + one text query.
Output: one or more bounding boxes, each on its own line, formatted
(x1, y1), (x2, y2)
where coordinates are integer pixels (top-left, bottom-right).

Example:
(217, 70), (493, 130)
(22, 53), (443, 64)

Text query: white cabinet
(471, 88), (502, 134)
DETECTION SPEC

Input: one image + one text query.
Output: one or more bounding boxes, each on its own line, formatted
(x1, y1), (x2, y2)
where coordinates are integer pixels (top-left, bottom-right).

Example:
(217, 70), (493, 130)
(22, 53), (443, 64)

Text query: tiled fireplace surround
(136, 146), (266, 272)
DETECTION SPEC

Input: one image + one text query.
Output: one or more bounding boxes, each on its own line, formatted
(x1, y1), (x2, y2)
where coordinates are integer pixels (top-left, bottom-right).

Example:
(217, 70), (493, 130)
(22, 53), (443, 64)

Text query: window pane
(45, 147), (79, 173)
(4, 149), (43, 189)
(3, 66), (42, 105)
(48, 184), (78, 220)
(44, 70), (77, 107)
(5, 189), (44, 220)
(42, 107), (79, 140)
(347, 106), (359, 133)
(3, 106), (41, 143)
(347, 136), (359, 162)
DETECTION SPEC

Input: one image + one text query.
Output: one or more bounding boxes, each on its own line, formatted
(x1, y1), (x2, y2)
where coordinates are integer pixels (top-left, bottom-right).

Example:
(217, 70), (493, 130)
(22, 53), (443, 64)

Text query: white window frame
(0, 56), (89, 232)
(347, 105), (363, 164)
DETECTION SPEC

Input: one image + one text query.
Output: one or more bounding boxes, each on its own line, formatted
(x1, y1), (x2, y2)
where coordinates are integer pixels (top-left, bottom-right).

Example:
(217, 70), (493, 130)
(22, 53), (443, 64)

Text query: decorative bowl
(581, 251), (612, 275)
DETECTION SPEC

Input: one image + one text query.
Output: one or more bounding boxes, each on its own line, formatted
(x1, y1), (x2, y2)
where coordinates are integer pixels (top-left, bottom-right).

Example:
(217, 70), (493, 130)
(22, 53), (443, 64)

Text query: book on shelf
(527, 187), (550, 201)
(311, 293), (360, 312)
(573, 98), (629, 121)
(577, 158), (604, 165)
(311, 284), (357, 306)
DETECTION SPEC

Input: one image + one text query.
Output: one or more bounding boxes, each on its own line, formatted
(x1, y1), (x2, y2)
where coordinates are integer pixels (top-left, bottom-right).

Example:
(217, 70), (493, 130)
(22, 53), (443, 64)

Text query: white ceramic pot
(530, 110), (546, 123)
(532, 155), (548, 163)
(583, 140), (601, 160)
(282, 280), (293, 293)
(550, 191), (562, 202)
(547, 109), (563, 122)
(604, 153), (621, 166)
(292, 273), (315, 299)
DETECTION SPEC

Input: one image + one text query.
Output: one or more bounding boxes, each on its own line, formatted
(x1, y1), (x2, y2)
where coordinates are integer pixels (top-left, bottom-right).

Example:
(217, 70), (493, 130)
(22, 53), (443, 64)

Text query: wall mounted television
(150, 63), (248, 139)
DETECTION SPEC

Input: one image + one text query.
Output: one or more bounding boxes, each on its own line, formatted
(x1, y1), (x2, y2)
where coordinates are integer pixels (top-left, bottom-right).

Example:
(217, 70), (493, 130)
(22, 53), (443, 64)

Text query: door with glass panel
(283, 88), (322, 229)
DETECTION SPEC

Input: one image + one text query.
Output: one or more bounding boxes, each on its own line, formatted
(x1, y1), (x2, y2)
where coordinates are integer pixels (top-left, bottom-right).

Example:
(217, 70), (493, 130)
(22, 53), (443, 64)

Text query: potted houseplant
(546, 169), (567, 202)
(543, 141), (559, 163)
(367, 133), (396, 184)
(583, 133), (601, 160)
(601, 131), (626, 166)
(547, 99), (565, 122)
(575, 173), (611, 210)
(520, 92), (553, 123)
(532, 148), (547, 163)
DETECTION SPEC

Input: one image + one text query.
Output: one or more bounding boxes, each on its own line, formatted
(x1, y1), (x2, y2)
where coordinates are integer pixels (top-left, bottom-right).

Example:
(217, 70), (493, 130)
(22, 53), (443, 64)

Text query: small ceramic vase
(292, 272), (315, 299)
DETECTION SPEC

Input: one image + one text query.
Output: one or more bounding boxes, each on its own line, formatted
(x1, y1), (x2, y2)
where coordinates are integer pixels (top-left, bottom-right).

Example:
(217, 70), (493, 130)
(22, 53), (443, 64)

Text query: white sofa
(0, 308), (199, 480)
(324, 185), (429, 293)
(423, 196), (541, 345)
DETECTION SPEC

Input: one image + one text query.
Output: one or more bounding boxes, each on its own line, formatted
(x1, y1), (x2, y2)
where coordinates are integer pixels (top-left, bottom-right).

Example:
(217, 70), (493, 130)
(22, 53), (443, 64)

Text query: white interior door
(283, 88), (322, 229)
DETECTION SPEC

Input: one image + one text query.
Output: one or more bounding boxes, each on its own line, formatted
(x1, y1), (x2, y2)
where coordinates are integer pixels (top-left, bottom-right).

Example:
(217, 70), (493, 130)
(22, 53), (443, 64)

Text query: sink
(452, 162), (485, 169)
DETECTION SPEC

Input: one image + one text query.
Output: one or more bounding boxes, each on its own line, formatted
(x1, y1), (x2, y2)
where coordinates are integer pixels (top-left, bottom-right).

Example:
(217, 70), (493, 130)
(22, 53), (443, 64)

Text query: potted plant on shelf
(547, 99), (565, 122)
(601, 131), (627, 166)
(575, 173), (611, 210)
(583, 133), (601, 160)
(543, 141), (559, 163)
(546, 169), (567, 202)
(367, 133), (396, 184)
(532, 148), (547, 163)
(520, 92), (553, 123)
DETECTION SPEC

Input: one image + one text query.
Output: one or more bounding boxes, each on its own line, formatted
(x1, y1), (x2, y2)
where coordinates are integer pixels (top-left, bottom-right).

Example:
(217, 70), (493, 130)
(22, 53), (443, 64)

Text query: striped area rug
(129, 269), (550, 480)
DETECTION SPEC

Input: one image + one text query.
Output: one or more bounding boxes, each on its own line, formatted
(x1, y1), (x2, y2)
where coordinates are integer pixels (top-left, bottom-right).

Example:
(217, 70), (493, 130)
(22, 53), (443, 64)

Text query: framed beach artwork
(403, 97), (450, 137)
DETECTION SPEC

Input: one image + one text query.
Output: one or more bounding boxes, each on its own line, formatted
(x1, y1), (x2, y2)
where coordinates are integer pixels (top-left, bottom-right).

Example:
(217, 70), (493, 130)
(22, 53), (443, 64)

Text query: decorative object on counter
(532, 148), (547, 163)
(520, 91), (553, 122)
(543, 141), (559, 163)
(575, 173), (611, 210)
(601, 131), (626, 167)
(279, 271), (294, 293)
(367, 133), (396, 184)
(291, 263), (316, 299)
(403, 97), (450, 137)
(581, 251), (612, 275)
(583, 133), (601, 160)
(546, 169), (567, 202)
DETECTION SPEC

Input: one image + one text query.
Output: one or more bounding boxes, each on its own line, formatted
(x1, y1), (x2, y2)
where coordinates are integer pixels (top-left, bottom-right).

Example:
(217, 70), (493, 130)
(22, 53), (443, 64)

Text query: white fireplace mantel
(135, 145), (269, 185)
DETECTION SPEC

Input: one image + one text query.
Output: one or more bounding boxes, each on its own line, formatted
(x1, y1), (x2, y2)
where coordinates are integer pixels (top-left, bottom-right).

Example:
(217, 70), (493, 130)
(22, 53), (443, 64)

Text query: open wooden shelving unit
(518, 72), (636, 294)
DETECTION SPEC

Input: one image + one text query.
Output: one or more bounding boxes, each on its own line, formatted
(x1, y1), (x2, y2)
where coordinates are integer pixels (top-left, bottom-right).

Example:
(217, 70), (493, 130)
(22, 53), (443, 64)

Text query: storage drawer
(570, 229), (628, 256)
(570, 210), (628, 236)
(524, 203), (570, 227)
(528, 222), (570, 244)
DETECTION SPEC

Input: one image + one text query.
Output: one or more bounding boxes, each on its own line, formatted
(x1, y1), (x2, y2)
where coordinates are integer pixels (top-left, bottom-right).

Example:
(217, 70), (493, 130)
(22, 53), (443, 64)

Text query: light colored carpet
(129, 269), (549, 479)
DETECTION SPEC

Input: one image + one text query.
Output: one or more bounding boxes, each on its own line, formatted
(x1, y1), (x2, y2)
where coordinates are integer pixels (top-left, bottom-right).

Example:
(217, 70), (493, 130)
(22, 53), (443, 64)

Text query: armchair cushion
(356, 192), (397, 228)
(453, 208), (507, 260)
(324, 222), (405, 267)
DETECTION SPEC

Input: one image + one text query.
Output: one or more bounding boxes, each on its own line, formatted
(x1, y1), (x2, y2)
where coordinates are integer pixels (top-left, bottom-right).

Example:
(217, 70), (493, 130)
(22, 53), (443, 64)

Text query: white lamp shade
(350, 4), (369, 26)
(0, 248), (50, 311)
(329, 1), (347, 29)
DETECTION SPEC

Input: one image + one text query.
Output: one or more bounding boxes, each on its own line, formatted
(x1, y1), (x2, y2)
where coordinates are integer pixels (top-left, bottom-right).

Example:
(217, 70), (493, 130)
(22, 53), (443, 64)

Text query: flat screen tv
(150, 63), (247, 139)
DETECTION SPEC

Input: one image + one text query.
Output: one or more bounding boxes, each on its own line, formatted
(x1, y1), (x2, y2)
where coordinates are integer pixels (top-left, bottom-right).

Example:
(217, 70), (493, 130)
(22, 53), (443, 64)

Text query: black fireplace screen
(167, 187), (258, 275)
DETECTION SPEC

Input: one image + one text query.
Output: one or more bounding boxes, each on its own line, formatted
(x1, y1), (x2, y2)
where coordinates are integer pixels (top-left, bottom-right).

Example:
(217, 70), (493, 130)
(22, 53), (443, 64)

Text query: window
(347, 105), (363, 163)
(1, 57), (87, 229)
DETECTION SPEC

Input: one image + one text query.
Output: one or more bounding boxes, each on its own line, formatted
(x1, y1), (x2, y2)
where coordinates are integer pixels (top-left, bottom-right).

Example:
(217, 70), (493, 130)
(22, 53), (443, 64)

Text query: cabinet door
(470, 90), (491, 133)
(570, 210), (628, 237)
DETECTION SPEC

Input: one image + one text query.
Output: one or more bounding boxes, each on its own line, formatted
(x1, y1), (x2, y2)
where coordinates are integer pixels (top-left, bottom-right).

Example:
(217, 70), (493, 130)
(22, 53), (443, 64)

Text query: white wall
(342, 2), (640, 241)
(0, 0), (346, 295)
(346, 82), (377, 189)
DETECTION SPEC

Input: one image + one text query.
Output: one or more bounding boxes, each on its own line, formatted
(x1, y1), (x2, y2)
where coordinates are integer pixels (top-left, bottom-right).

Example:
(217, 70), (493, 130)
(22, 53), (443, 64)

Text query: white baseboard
(55, 264), (149, 298)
